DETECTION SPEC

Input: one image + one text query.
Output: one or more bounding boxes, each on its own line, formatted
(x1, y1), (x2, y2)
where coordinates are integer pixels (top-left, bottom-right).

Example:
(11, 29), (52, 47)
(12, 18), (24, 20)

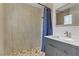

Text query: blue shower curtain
(41, 7), (53, 52)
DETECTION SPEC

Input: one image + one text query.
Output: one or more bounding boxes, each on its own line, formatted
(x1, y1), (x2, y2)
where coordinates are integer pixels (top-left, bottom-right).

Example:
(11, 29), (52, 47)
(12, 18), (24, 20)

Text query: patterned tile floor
(8, 48), (45, 56)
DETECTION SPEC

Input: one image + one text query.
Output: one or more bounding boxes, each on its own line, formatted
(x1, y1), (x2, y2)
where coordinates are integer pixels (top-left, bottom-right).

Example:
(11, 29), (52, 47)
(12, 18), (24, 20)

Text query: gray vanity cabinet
(45, 38), (77, 56)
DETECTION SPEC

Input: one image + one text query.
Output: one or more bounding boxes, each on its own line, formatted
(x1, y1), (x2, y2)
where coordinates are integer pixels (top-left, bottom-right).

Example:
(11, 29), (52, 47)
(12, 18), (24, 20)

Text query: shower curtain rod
(37, 3), (49, 8)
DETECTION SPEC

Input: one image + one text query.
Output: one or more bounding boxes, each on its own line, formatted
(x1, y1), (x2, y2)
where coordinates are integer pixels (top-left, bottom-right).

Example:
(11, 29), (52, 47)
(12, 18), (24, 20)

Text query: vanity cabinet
(45, 38), (79, 56)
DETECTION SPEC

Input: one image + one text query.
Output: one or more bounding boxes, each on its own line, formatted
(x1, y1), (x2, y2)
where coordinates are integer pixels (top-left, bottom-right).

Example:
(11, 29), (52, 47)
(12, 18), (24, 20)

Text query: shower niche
(56, 3), (79, 26)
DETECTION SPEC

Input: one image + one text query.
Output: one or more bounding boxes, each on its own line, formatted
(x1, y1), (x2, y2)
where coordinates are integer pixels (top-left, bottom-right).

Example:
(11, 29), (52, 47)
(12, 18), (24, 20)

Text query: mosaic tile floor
(8, 48), (45, 56)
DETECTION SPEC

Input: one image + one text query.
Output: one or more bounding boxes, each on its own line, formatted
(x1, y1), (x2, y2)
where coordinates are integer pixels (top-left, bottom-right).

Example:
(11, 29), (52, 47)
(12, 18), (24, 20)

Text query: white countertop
(45, 35), (79, 47)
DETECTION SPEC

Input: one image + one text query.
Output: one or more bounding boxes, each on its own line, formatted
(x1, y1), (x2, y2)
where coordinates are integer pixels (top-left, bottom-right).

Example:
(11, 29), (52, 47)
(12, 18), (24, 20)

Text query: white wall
(55, 26), (79, 40)
(53, 4), (79, 41)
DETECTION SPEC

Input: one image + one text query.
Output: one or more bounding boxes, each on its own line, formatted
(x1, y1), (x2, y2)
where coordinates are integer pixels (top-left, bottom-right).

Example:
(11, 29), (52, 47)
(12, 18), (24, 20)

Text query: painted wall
(53, 3), (67, 9)
(55, 26), (79, 40)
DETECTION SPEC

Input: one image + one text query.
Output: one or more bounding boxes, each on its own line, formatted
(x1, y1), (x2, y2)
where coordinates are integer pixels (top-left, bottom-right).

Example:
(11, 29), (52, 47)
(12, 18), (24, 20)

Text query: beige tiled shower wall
(0, 3), (53, 55)
(3, 4), (42, 55)
(0, 4), (4, 55)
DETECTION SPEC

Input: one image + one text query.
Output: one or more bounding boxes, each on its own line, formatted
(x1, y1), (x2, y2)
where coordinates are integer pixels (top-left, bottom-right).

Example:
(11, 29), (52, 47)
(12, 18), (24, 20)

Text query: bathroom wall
(55, 26), (79, 40)
(0, 4), (4, 55)
(53, 4), (79, 40)
(3, 4), (42, 55)
(0, 3), (53, 55)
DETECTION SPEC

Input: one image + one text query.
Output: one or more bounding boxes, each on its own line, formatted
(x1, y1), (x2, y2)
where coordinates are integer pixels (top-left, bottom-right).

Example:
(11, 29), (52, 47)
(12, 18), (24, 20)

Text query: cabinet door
(55, 48), (68, 56)
(74, 46), (79, 56)
(53, 40), (76, 56)
(46, 43), (57, 56)
(49, 43), (68, 56)
(62, 43), (76, 56)
(46, 43), (67, 56)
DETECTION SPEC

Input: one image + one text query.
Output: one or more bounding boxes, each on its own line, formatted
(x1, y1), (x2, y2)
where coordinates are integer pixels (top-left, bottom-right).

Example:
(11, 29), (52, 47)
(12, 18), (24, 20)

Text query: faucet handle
(69, 32), (71, 38)
(64, 31), (69, 37)
(64, 31), (68, 34)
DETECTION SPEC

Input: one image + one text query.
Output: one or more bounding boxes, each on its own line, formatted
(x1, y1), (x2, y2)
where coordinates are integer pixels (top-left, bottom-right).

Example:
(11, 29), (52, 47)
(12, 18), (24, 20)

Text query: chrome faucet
(64, 31), (71, 38)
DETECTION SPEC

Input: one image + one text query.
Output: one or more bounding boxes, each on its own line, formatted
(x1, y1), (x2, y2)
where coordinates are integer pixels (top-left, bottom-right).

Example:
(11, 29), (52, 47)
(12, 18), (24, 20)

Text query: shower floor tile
(8, 48), (45, 56)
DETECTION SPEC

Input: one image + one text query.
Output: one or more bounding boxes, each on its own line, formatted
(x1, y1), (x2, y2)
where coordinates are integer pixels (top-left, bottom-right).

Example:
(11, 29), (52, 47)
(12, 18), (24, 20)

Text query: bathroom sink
(53, 36), (75, 41)
(62, 37), (75, 41)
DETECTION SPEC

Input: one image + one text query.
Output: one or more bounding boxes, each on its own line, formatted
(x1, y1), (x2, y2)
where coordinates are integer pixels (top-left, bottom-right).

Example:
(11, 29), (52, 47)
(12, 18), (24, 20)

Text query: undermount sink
(53, 36), (75, 41)
(61, 37), (75, 41)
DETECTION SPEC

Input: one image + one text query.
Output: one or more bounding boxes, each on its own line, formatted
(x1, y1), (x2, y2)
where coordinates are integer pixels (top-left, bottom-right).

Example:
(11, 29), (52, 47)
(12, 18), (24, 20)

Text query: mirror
(56, 4), (79, 26)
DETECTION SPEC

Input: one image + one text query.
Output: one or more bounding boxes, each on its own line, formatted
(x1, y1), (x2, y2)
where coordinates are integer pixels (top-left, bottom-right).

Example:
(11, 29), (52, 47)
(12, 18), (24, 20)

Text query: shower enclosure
(0, 3), (42, 55)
